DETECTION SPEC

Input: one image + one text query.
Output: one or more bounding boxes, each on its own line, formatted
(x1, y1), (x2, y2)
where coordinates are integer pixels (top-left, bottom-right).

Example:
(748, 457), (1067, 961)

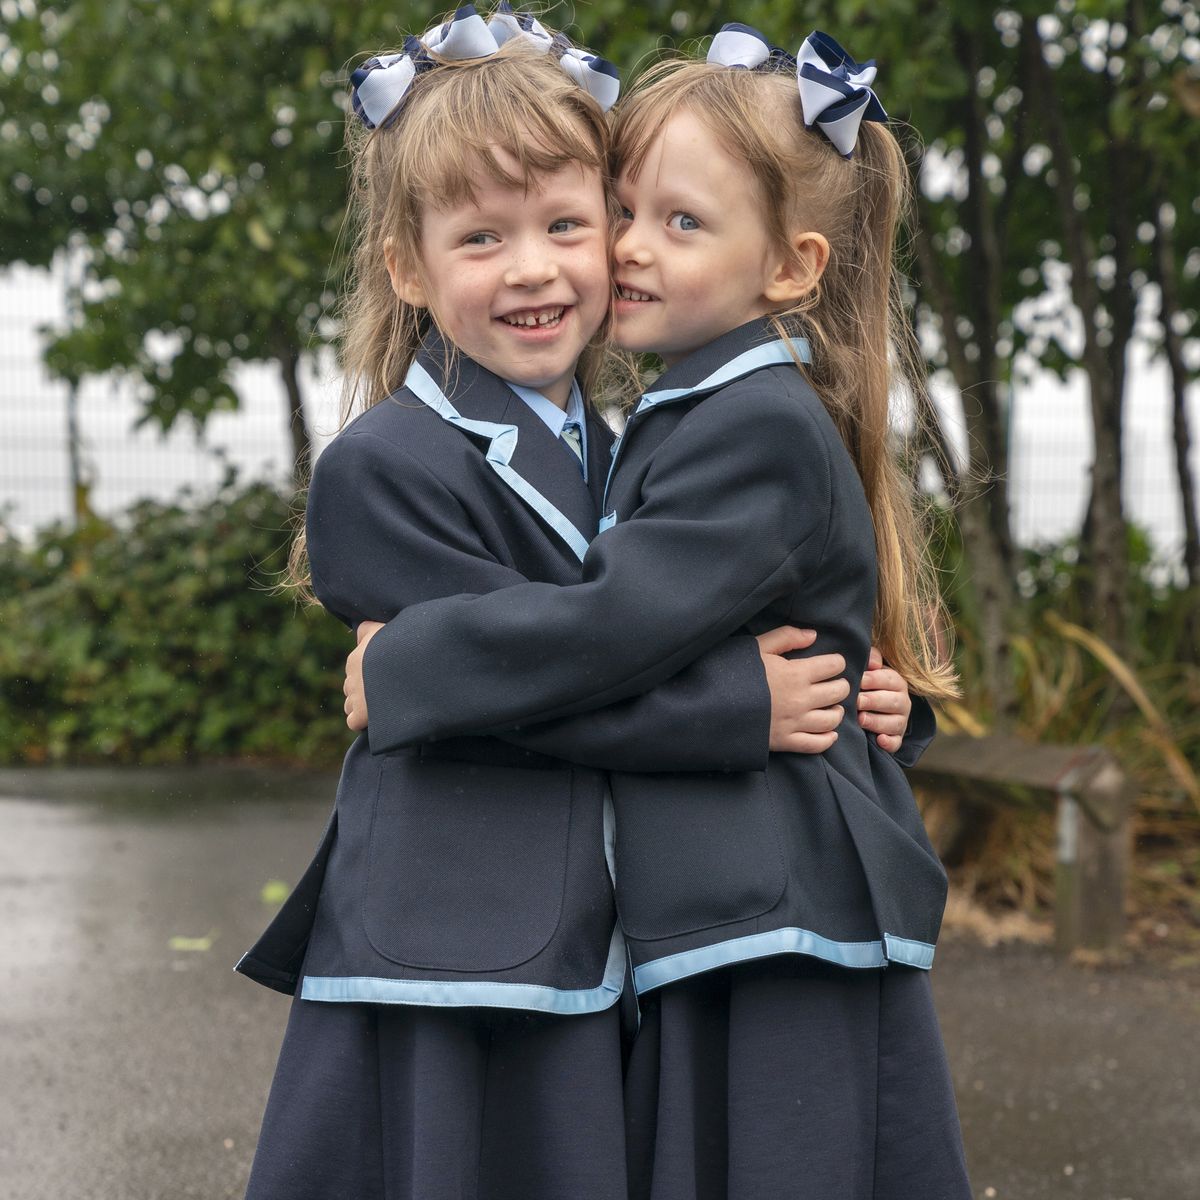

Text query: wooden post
(909, 735), (1130, 955)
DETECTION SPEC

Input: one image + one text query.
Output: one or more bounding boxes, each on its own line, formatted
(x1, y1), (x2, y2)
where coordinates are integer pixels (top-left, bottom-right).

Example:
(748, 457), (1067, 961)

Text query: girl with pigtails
(237, 8), (925, 1198)
(341, 18), (973, 1200)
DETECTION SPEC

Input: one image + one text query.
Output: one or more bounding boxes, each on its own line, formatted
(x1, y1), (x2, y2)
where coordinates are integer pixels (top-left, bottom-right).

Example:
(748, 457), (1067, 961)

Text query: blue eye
(619, 206), (634, 221)
(549, 219), (580, 234)
(463, 231), (498, 246)
(668, 212), (700, 232)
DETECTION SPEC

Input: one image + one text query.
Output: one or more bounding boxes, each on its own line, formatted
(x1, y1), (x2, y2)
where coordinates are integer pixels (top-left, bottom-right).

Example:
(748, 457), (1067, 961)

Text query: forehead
(618, 109), (748, 196)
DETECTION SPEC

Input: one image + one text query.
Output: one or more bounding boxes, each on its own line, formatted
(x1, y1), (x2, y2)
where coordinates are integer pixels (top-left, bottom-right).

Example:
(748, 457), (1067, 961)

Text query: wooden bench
(906, 734), (1132, 954)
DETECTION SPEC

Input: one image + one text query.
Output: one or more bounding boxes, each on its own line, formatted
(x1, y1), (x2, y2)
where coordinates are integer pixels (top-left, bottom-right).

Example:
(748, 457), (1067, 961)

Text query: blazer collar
(404, 338), (598, 562)
(635, 318), (810, 415)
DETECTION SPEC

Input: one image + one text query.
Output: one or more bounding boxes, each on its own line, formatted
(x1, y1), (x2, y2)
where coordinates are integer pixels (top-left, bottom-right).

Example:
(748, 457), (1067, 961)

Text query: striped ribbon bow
(706, 25), (887, 158)
(350, 3), (620, 131)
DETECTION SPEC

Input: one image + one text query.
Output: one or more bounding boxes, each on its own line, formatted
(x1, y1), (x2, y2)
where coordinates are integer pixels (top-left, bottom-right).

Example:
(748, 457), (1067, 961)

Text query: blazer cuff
(890, 693), (937, 769)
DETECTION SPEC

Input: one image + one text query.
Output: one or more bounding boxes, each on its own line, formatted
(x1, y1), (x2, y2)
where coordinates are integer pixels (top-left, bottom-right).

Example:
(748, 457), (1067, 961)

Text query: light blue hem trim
(299, 923), (627, 1014)
(631, 924), (935, 993)
(635, 338), (811, 414)
(406, 362), (591, 562)
(883, 933), (936, 969)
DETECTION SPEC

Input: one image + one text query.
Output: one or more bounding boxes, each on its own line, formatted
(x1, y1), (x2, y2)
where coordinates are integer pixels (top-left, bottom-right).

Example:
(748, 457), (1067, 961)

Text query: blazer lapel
(584, 410), (617, 518)
(404, 343), (596, 564)
(497, 389), (601, 547)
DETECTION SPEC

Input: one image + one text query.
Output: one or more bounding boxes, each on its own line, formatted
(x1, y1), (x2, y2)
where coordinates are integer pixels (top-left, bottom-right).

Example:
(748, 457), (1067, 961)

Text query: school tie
(561, 421), (585, 473)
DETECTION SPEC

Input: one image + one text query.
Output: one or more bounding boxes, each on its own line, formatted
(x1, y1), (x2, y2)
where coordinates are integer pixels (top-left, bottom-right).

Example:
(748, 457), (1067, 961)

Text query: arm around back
(309, 421), (772, 773)
(361, 375), (833, 748)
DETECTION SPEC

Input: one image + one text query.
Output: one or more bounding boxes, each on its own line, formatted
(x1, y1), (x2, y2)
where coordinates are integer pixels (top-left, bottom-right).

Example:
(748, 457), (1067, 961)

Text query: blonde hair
(289, 29), (625, 593)
(613, 59), (959, 700)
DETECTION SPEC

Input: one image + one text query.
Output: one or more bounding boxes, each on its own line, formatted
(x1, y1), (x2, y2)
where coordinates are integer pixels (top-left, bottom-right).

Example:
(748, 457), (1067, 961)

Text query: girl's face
(391, 152), (610, 407)
(612, 108), (787, 365)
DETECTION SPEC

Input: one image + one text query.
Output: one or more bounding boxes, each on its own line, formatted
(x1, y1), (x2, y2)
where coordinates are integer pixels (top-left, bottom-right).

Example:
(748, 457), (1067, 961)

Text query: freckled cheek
(574, 250), (614, 311)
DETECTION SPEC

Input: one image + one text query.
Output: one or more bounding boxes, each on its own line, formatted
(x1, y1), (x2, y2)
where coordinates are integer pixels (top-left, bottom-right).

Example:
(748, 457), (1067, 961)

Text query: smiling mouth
(616, 285), (657, 302)
(499, 305), (566, 328)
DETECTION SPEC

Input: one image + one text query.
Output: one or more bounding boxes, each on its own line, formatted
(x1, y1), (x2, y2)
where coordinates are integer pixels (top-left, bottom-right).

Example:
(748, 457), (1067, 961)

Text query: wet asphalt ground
(1, 766), (1197, 1200)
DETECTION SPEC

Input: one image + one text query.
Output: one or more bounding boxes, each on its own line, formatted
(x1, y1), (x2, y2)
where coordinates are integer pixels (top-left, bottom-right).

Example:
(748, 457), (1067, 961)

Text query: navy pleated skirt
(245, 988), (629, 1200)
(624, 956), (972, 1200)
(247, 957), (969, 1200)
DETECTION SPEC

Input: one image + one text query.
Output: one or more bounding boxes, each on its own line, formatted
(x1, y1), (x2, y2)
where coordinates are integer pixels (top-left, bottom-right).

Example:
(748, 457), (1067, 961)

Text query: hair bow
(350, 3), (620, 131)
(706, 25), (887, 158)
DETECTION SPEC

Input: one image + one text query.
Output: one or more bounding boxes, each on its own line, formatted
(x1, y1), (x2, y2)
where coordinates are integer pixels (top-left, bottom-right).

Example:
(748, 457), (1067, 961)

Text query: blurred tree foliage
(0, 479), (350, 764)
(1, 0), (1197, 722)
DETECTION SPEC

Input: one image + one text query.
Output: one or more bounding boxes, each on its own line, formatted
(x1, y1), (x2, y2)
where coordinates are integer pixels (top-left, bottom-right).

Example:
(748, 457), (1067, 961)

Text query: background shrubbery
(0, 479), (349, 766)
(3, 476), (1195, 796)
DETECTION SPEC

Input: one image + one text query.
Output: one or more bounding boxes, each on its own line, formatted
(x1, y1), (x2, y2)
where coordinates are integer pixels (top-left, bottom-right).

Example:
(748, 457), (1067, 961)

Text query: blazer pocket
(613, 771), (787, 941)
(363, 755), (573, 972)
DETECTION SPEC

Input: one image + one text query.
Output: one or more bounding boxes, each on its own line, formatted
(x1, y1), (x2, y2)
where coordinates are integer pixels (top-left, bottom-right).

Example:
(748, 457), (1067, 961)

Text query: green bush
(0, 481), (351, 766)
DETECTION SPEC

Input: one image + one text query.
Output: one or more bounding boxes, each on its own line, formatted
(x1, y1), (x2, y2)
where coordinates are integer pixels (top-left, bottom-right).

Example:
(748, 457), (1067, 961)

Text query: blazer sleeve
(890, 693), (937, 768)
(361, 375), (832, 748)
(307, 427), (771, 773)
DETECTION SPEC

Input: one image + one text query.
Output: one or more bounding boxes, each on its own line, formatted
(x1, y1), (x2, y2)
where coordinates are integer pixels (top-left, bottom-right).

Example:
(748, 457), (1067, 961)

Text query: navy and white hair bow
(350, 3), (620, 131)
(707, 25), (887, 158)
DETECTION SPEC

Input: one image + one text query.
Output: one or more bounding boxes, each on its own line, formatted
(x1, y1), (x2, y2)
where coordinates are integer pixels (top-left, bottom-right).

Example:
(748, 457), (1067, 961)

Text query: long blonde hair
(289, 31), (623, 593)
(613, 60), (959, 700)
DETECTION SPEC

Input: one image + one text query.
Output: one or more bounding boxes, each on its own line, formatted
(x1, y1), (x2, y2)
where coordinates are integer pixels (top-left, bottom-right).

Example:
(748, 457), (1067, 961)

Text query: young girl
(341, 23), (971, 1200)
(237, 10), (919, 1198)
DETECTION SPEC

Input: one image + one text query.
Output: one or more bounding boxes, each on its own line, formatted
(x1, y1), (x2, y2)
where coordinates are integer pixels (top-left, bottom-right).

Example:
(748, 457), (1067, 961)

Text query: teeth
(502, 307), (563, 327)
(619, 287), (654, 302)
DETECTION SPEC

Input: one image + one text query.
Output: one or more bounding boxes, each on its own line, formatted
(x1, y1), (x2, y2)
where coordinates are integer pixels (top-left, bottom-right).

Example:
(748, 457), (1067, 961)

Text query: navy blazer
(235, 338), (773, 1012)
(359, 319), (948, 994)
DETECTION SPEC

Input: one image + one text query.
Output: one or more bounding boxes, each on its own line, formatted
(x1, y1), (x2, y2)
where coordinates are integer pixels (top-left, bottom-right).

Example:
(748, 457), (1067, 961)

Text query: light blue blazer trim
(603, 338), (811, 507)
(631, 924), (935, 994)
(406, 362), (592, 563)
(300, 921), (627, 1014)
(634, 338), (811, 414)
(883, 932), (937, 969)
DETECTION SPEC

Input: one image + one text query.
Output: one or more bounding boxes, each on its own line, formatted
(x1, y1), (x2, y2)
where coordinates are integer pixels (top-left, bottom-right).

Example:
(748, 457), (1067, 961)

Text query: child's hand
(857, 646), (911, 753)
(756, 627), (849, 753)
(344, 620), (384, 731)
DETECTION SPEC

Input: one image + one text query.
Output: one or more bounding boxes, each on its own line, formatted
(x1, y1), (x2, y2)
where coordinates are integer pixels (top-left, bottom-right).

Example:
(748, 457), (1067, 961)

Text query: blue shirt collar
(506, 378), (589, 481)
(506, 377), (585, 437)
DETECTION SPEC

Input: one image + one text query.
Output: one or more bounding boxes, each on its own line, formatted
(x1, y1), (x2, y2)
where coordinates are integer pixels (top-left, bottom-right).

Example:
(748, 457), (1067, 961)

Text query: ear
(384, 237), (428, 308)
(763, 230), (830, 305)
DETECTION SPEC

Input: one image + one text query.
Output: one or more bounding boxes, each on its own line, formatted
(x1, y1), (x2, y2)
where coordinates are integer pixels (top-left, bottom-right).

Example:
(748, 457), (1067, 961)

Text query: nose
(614, 220), (651, 267)
(503, 236), (559, 289)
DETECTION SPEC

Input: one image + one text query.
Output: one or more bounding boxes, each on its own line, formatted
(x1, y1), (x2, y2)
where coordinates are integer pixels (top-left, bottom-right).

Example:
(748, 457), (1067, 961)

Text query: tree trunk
(276, 336), (312, 489)
(65, 380), (89, 526)
(1024, 21), (1130, 654)
(1151, 207), (1200, 595)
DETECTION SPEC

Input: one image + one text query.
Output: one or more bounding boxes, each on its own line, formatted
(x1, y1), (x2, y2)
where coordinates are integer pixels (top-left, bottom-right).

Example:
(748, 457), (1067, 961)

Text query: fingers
(788, 652), (847, 684)
(859, 710), (908, 737)
(344, 636), (372, 730)
(867, 645), (884, 671)
(874, 732), (903, 753)
(805, 677), (851, 708)
(756, 626), (817, 655)
(793, 704), (844, 734)
(356, 619), (384, 645)
(857, 671), (905, 711)
(772, 729), (838, 754)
